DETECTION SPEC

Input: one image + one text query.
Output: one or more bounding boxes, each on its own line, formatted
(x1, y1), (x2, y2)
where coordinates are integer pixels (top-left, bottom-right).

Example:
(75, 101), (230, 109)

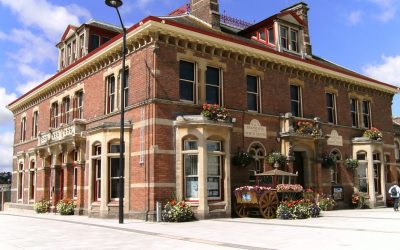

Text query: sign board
(327, 130), (343, 146)
(244, 119), (267, 139)
(332, 186), (343, 200)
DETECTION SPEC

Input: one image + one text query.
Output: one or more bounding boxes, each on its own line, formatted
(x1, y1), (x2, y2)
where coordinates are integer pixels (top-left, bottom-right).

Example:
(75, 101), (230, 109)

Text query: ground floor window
(183, 140), (198, 200)
(29, 161), (35, 200)
(93, 159), (101, 201)
(109, 157), (121, 200)
(73, 167), (78, 199)
(207, 140), (223, 199)
(18, 163), (23, 200)
(357, 151), (368, 193)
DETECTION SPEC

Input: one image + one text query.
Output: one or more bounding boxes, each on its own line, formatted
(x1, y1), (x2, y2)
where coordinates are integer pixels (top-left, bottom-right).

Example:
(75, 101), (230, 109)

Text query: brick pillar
(76, 165), (85, 210)
(63, 164), (73, 200)
(190, 0), (220, 30)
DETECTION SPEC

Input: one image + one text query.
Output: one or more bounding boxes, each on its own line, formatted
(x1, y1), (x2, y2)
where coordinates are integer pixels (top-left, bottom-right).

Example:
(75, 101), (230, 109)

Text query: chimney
(283, 2), (312, 56)
(190, 0), (220, 30)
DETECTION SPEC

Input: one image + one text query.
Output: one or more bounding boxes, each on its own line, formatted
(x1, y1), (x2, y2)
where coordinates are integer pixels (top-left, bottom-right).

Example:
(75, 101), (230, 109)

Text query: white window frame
(326, 92), (337, 124)
(350, 98), (359, 127)
(183, 140), (199, 200)
(108, 142), (123, 201)
(106, 75), (116, 114)
(207, 140), (223, 200)
(362, 100), (371, 128)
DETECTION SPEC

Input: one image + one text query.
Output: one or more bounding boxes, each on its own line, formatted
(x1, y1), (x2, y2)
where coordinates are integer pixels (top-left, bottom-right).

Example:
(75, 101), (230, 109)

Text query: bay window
(207, 141), (223, 199)
(108, 142), (122, 200)
(183, 140), (198, 200)
(92, 144), (101, 201)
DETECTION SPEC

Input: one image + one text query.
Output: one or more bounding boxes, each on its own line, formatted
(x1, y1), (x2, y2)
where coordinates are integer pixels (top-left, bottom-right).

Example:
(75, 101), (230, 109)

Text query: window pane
(110, 158), (120, 178)
(111, 179), (119, 199)
(291, 102), (299, 117)
(207, 177), (220, 197)
(248, 94), (257, 111)
(268, 28), (274, 44)
(326, 93), (333, 107)
(206, 67), (220, 86)
(328, 109), (334, 123)
(109, 144), (120, 153)
(179, 61), (194, 81)
(186, 177), (198, 198)
(259, 30), (266, 40)
(208, 156), (220, 175)
(207, 141), (221, 152)
(179, 80), (194, 101)
(90, 35), (100, 50)
(290, 85), (299, 100)
(184, 155), (198, 176)
(247, 76), (257, 92)
(206, 85), (219, 104)
(184, 141), (198, 150)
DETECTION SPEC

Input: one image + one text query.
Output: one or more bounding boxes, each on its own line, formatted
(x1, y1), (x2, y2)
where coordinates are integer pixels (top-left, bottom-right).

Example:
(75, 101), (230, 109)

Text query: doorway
(293, 151), (305, 187)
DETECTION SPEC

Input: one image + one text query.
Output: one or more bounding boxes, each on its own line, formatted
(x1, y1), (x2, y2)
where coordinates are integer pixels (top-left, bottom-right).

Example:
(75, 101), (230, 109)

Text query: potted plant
(266, 152), (287, 167)
(201, 103), (230, 121)
(344, 158), (359, 169)
(232, 151), (254, 167)
(363, 127), (383, 140)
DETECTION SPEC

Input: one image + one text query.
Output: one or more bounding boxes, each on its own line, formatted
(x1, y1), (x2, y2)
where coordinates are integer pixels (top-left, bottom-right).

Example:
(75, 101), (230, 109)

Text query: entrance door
(293, 151), (305, 187)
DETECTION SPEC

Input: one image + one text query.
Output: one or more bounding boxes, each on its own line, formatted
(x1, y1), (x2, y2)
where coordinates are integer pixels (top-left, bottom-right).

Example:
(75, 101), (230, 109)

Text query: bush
(33, 199), (50, 213)
(276, 199), (320, 219)
(318, 195), (336, 211)
(162, 200), (195, 222)
(56, 199), (76, 215)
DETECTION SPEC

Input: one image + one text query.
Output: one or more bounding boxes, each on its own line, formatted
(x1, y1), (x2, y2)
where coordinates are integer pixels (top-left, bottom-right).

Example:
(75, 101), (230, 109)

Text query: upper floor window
(206, 66), (221, 105)
(106, 75), (116, 114)
(103, 37), (110, 44)
(362, 100), (371, 128)
(67, 43), (72, 65)
(280, 26), (288, 49)
(290, 30), (298, 52)
(50, 102), (59, 128)
(79, 34), (85, 58)
(179, 61), (196, 103)
(120, 69), (129, 108)
(32, 111), (38, 138)
(268, 27), (275, 45)
(90, 34), (100, 51)
(72, 40), (76, 62)
(326, 93), (337, 124)
(350, 98), (359, 127)
(20, 117), (26, 142)
(61, 48), (65, 68)
(247, 75), (260, 112)
(74, 91), (84, 119)
(259, 29), (266, 41)
(61, 96), (71, 124)
(290, 85), (302, 117)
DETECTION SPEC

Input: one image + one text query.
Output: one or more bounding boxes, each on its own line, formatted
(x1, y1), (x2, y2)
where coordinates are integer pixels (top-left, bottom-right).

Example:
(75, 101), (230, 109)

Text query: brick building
(6, 1), (399, 219)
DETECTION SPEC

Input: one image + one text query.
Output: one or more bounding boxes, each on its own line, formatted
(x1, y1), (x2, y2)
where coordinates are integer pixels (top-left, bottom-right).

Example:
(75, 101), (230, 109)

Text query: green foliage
(363, 127), (382, 140)
(232, 152), (254, 167)
(162, 200), (195, 222)
(266, 152), (287, 166)
(351, 193), (369, 209)
(33, 199), (50, 213)
(276, 199), (320, 219)
(344, 158), (359, 169)
(318, 195), (336, 211)
(321, 153), (336, 168)
(56, 199), (76, 215)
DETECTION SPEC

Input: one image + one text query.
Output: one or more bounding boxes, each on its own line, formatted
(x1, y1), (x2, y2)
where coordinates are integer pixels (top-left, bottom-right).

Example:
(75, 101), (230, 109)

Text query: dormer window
(280, 25), (299, 53)
(252, 27), (275, 46)
(267, 27), (275, 45)
(259, 30), (266, 41)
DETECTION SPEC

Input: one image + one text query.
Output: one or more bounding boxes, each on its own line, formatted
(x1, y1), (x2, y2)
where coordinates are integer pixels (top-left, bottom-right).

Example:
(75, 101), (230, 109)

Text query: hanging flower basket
(344, 158), (359, 169)
(201, 103), (230, 121)
(232, 152), (254, 167)
(321, 153), (336, 168)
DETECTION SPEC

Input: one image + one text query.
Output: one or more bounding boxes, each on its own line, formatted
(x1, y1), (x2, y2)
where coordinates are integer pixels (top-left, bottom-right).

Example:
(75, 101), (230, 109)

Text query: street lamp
(105, 0), (126, 224)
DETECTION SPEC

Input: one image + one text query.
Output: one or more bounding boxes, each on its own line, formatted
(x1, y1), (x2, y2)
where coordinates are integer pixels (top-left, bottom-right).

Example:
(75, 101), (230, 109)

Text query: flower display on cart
(234, 185), (272, 200)
(276, 184), (304, 192)
(201, 103), (230, 121)
(363, 127), (382, 140)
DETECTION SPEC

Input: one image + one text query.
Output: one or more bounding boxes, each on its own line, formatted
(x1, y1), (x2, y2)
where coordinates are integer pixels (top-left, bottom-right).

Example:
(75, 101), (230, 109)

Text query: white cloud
(16, 71), (52, 94)
(363, 54), (400, 86)
(0, 87), (16, 126)
(376, 8), (397, 22)
(347, 10), (363, 25)
(0, 0), (91, 40)
(368, 0), (398, 22)
(0, 131), (14, 172)
(0, 30), (6, 40)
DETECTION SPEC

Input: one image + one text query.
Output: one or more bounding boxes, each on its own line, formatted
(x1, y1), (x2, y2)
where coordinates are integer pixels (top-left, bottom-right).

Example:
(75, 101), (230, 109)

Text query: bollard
(156, 201), (162, 222)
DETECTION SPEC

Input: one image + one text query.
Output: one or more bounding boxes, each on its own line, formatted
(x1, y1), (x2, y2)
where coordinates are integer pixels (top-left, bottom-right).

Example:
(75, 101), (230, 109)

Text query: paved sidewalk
(0, 208), (399, 249)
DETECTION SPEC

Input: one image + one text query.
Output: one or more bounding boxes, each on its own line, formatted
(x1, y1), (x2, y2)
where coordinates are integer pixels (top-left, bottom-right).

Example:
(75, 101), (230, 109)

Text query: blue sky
(0, 0), (399, 172)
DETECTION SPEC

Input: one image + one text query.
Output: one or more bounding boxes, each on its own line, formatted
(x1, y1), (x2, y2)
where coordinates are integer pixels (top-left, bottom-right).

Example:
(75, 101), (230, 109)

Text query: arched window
(92, 143), (102, 201)
(248, 143), (266, 174)
(330, 149), (342, 184)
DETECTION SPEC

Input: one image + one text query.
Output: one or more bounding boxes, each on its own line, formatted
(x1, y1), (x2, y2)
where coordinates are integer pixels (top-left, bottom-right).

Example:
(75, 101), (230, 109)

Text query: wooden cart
(233, 169), (298, 219)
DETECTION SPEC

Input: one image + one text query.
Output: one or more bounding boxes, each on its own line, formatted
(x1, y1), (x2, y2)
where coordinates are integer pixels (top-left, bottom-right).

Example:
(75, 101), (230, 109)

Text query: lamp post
(105, 0), (126, 224)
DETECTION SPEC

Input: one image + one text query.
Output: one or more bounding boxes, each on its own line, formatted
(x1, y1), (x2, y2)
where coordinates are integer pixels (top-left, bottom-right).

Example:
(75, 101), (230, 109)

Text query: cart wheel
(259, 191), (279, 219)
(234, 201), (247, 218)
